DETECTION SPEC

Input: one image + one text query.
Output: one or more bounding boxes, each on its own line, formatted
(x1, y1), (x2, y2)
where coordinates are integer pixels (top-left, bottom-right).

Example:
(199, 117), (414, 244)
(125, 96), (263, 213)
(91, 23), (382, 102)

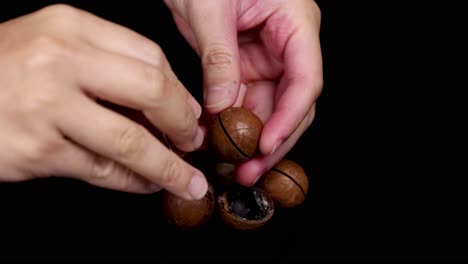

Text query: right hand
(0, 4), (208, 200)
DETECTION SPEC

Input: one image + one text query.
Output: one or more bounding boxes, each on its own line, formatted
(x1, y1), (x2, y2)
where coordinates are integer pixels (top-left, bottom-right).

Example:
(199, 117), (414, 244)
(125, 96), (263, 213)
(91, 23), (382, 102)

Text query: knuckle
(25, 36), (73, 71)
(159, 157), (184, 187)
(141, 66), (168, 107)
(20, 88), (61, 114)
(39, 4), (83, 28)
(23, 137), (64, 165)
(141, 42), (165, 68)
(91, 158), (138, 192)
(113, 124), (148, 162)
(202, 43), (234, 70)
(89, 155), (119, 181)
(40, 3), (79, 15)
(179, 107), (197, 137)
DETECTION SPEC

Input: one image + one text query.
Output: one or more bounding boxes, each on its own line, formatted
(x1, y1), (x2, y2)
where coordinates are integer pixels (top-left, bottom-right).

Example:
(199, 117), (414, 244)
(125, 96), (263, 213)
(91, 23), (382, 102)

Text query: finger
(184, 0), (241, 114)
(52, 4), (205, 138)
(233, 83), (248, 107)
(259, 13), (323, 156)
(57, 4), (168, 67)
(172, 12), (200, 54)
(242, 81), (276, 123)
(164, 1), (200, 54)
(196, 83), (246, 152)
(236, 105), (316, 186)
(74, 44), (202, 152)
(56, 95), (208, 200)
(53, 140), (161, 194)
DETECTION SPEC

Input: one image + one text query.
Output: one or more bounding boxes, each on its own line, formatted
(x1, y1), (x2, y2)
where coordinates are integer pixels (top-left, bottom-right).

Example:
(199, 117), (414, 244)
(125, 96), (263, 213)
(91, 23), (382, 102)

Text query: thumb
(185, 0), (241, 114)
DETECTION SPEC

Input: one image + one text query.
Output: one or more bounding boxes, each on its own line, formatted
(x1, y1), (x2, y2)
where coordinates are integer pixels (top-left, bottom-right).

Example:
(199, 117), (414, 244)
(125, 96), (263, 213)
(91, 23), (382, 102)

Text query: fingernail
(148, 183), (162, 192)
(205, 86), (231, 110)
(188, 96), (202, 119)
(270, 141), (282, 155)
(188, 174), (208, 199)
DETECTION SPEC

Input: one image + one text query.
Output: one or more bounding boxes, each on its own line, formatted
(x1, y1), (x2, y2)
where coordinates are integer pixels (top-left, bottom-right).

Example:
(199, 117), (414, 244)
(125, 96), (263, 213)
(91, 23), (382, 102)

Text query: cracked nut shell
(217, 185), (274, 231)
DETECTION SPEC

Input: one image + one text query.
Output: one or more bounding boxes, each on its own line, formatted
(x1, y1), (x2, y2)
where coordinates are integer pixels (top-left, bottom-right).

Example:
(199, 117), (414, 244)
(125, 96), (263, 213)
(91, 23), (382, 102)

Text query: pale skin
(0, 4), (206, 200)
(165, 0), (323, 186)
(0, 1), (322, 200)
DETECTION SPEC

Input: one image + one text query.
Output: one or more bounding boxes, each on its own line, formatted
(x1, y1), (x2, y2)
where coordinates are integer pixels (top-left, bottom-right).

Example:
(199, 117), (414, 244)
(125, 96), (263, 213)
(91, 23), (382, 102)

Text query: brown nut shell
(217, 185), (274, 231)
(163, 184), (215, 230)
(209, 107), (263, 164)
(256, 159), (309, 208)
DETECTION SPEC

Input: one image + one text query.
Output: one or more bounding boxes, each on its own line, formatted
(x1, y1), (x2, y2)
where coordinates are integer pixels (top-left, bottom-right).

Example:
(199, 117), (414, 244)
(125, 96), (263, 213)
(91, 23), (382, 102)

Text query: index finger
(52, 4), (167, 67)
(58, 94), (208, 200)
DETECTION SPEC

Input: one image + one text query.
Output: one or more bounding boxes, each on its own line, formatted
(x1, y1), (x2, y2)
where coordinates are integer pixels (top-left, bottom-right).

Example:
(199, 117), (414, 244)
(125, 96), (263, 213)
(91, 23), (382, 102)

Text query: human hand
(0, 4), (208, 200)
(164, 0), (323, 186)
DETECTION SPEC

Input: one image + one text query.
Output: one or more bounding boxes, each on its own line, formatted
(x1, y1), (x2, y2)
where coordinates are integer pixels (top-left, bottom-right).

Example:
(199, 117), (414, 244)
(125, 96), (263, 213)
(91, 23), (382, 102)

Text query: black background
(1, 0), (465, 261)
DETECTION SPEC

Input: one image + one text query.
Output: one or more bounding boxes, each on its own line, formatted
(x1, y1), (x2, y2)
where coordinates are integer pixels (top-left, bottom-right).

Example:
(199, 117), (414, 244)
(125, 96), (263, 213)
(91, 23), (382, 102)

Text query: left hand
(164, 0), (323, 186)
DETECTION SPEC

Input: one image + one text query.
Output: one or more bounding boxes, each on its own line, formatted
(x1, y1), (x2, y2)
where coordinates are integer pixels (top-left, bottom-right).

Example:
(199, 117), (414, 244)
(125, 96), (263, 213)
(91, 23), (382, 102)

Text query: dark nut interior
(217, 185), (274, 231)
